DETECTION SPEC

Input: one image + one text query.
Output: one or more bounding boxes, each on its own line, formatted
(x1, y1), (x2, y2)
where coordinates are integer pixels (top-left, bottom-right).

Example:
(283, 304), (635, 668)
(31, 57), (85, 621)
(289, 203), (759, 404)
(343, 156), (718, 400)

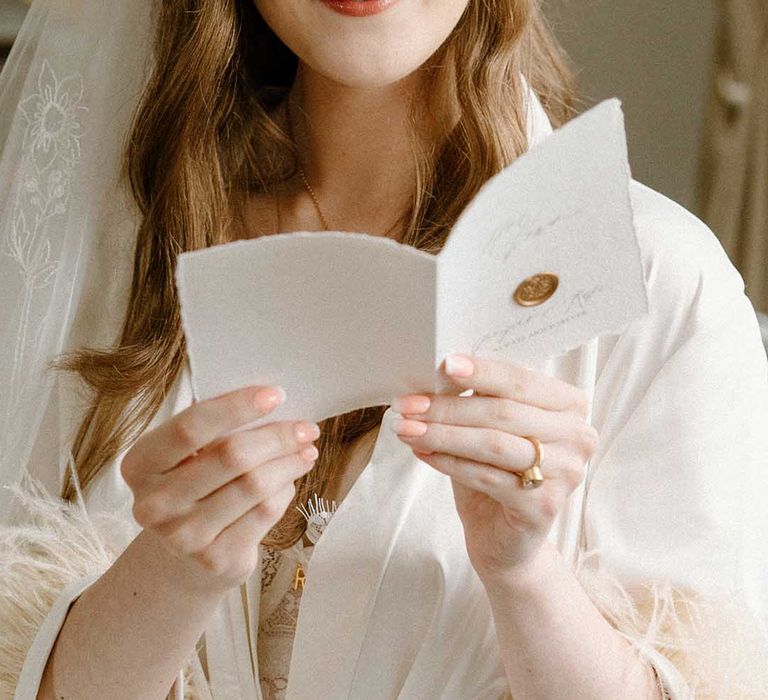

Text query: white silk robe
(4, 88), (768, 700)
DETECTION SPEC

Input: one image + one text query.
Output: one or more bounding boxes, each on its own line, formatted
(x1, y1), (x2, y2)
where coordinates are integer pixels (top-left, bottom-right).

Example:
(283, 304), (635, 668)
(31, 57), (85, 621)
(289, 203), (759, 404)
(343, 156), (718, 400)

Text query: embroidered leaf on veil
(1, 59), (88, 462)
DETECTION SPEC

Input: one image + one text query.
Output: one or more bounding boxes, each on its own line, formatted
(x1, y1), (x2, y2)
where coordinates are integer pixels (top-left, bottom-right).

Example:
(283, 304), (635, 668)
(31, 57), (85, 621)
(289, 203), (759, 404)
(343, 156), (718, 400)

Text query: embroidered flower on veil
(1, 59), (88, 454)
(18, 59), (87, 172)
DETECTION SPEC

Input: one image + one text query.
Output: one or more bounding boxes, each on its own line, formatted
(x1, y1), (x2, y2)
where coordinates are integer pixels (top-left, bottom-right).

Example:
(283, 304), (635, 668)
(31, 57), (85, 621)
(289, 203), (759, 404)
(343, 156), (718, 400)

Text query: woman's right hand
(120, 384), (319, 594)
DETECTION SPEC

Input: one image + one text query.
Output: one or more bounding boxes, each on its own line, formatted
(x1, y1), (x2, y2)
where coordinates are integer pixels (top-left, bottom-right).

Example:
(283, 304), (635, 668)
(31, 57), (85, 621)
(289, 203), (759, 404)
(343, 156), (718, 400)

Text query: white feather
(0, 462), (207, 700)
(574, 547), (768, 698)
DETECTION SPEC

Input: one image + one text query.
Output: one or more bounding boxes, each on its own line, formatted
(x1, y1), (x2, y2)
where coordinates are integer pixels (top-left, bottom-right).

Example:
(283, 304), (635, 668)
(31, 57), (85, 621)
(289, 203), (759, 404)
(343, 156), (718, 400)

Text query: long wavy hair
(54, 0), (579, 549)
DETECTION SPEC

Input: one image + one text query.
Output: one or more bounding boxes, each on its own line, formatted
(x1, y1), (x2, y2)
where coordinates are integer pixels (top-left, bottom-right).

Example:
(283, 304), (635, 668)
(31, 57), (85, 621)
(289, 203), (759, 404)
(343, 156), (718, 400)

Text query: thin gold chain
(297, 165), (404, 239)
(285, 95), (330, 231)
(297, 165), (331, 231)
(285, 95), (404, 240)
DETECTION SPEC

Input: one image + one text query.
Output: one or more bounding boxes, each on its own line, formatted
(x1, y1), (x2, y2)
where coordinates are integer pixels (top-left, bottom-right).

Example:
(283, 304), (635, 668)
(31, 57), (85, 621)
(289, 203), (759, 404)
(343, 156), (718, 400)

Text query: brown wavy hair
(54, 0), (579, 549)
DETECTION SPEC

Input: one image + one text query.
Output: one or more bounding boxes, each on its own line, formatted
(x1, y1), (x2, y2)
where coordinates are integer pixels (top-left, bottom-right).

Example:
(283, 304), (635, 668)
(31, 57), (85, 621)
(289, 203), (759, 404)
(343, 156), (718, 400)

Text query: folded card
(175, 98), (648, 427)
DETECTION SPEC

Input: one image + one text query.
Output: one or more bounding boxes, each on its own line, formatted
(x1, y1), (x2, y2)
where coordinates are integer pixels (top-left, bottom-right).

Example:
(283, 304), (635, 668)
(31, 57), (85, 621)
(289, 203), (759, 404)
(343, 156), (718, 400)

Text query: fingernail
(300, 444), (319, 462)
(444, 354), (474, 377)
(295, 421), (321, 442)
(391, 395), (431, 415)
(391, 418), (428, 436)
(255, 386), (286, 411)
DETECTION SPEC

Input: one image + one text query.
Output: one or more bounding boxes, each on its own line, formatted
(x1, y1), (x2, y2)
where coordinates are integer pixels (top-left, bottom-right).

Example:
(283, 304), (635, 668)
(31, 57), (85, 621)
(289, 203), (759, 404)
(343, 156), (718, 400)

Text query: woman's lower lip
(320, 0), (400, 17)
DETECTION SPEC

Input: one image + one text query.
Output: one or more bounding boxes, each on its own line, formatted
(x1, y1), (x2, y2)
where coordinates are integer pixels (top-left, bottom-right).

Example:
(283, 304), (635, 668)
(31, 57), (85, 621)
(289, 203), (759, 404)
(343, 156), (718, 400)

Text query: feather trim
(0, 465), (209, 700)
(574, 547), (768, 699)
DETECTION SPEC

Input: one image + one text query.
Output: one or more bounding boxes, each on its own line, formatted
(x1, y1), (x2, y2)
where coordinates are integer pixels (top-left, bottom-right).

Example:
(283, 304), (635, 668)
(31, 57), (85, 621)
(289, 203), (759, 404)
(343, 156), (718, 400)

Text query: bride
(1, 1), (767, 699)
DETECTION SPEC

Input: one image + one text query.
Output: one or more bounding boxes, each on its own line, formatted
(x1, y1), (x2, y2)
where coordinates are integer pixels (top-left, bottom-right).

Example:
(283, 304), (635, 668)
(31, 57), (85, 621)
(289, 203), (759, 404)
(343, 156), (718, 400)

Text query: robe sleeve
(0, 471), (209, 700)
(573, 180), (768, 699)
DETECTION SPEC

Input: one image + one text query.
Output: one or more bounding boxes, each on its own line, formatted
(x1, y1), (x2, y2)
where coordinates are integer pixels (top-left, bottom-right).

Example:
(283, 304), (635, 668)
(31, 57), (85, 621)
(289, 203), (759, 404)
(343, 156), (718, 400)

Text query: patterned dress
(258, 539), (316, 700)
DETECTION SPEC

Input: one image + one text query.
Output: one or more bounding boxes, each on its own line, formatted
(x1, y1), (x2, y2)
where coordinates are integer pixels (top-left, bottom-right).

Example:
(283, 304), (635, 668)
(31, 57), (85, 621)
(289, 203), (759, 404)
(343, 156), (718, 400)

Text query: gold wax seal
(513, 273), (559, 307)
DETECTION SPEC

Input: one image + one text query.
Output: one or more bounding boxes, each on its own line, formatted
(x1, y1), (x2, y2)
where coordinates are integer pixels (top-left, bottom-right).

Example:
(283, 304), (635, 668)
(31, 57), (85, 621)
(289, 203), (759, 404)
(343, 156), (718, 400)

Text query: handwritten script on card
(175, 98), (648, 428)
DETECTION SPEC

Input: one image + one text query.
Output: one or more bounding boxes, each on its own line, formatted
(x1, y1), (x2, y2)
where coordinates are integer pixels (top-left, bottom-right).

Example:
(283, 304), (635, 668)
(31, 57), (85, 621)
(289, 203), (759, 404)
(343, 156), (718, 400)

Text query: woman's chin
(254, 0), (470, 89)
(300, 54), (424, 90)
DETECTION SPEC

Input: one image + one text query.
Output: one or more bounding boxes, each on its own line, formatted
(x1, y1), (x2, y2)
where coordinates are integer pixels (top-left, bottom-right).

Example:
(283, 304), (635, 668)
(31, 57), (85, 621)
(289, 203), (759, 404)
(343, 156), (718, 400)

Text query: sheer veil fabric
(0, 0), (155, 522)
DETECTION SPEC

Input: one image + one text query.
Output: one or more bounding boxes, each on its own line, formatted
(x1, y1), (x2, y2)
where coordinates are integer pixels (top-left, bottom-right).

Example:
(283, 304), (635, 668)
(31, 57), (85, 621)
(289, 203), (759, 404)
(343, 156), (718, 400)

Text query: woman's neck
(284, 63), (425, 237)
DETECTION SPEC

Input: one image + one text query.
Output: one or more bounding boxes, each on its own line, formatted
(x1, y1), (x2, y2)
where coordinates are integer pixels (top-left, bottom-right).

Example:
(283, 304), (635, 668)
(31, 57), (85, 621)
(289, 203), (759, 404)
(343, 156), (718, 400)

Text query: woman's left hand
(391, 353), (599, 582)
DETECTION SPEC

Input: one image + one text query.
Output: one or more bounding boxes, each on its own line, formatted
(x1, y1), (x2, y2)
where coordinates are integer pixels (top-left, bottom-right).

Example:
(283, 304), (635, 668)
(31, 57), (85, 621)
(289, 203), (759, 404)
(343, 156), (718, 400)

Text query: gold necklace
(282, 96), (404, 239)
(297, 165), (331, 231)
(295, 164), (405, 239)
(281, 95), (329, 232)
(274, 168), (330, 234)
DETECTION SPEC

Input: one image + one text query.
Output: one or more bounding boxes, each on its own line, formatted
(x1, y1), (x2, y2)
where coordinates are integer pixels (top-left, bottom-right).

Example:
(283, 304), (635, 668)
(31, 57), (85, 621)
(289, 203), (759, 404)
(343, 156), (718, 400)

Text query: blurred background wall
(547, 0), (767, 322)
(0, 0), (27, 68)
(545, 0), (718, 212)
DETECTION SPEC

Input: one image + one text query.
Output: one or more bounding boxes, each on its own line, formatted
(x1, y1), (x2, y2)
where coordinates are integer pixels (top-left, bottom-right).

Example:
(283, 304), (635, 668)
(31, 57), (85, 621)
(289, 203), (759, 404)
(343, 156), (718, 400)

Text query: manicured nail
(391, 395), (431, 415)
(444, 354), (474, 377)
(300, 444), (319, 462)
(255, 386), (286, 411)
(391, 418), (428, 437)
(295, 421), (321, 442)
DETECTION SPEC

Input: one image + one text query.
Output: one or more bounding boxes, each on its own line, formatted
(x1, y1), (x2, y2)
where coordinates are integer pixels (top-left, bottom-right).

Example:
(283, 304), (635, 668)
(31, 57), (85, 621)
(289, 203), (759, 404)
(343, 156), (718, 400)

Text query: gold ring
(519, 436), (544, 489)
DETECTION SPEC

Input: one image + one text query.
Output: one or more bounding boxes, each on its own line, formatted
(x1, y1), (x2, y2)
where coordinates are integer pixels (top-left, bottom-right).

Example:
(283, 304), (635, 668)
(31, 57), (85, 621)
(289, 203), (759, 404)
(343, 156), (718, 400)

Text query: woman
(1, 1), (767, 699)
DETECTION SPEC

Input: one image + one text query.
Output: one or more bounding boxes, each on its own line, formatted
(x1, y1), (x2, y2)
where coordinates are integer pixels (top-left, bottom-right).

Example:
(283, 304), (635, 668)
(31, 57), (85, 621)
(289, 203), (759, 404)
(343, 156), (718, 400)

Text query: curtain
(697, 0), (768, 313)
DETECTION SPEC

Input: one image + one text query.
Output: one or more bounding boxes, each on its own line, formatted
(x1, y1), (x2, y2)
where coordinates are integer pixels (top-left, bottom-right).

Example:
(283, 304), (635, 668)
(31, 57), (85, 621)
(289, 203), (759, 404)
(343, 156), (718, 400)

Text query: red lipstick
(320, 0), (400, 17)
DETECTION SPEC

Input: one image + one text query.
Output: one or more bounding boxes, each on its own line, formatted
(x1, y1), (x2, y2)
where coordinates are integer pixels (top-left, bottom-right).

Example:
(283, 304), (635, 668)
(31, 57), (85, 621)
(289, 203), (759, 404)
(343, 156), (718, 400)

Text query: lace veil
(0, 0), (157, 523)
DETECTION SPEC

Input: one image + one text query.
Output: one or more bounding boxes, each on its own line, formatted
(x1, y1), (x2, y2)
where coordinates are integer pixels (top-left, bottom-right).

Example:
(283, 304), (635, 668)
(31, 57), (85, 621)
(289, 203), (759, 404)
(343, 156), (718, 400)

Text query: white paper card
(175, 98), (648, 427)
